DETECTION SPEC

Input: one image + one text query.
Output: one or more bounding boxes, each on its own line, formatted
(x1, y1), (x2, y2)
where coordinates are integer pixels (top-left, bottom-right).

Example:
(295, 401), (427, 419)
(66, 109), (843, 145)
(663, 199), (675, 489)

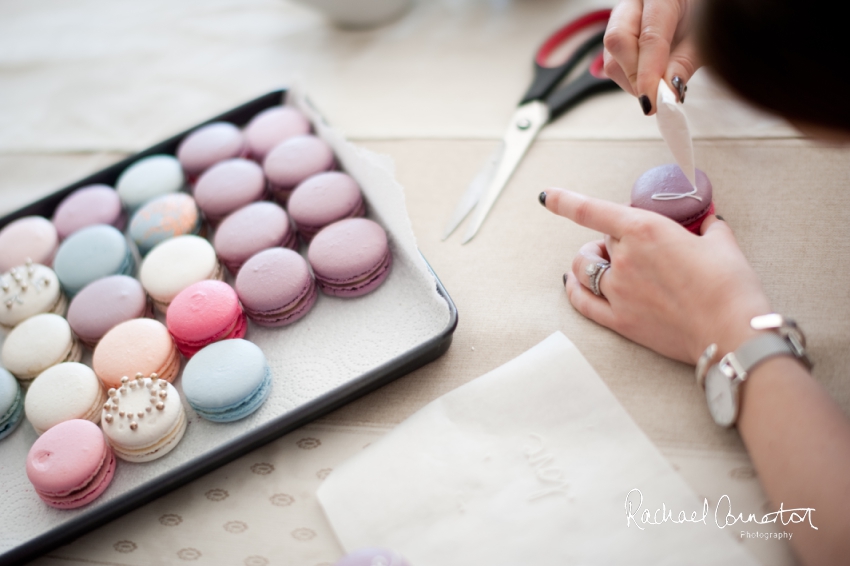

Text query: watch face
(705, 367), (738, 427)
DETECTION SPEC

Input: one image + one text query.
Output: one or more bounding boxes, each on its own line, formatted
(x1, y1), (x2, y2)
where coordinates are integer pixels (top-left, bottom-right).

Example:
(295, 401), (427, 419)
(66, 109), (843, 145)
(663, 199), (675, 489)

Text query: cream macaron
(101, 373), (187, 463)
(139, 235), (224, 313)
(24, 362), (107, 435)
(1, 313), (82, 385)
(0, 261), (67, 329)
(93, 318), (180, 389)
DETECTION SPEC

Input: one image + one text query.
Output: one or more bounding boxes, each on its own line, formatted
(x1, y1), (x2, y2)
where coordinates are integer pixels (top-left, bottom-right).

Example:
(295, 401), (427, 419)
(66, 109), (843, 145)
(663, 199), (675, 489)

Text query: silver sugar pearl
(156, 402), (165, 411)
(119, 387), (127, 394)
(137, 411), (144, 418)
(129, 380), (137, 389)
(146, 381), (153, 389)
(145, 406), (152, 413)
(159, 381), (167, 389)
(149, 397), (157, 405)
(19, 282), (27, 291)
(5, 300), (12, 309)
(104, 414), (113, 423)
(118, 411), (125, 417)
(108, 388), (117, 397)
(129, 421), (138, 430)
(120, 376), (129, 384)
(158, 390), (167, 400)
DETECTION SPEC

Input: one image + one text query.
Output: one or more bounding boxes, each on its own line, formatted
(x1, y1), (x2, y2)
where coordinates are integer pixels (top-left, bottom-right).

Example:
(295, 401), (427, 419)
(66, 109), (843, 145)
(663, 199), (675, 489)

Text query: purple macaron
(235, 247), (317, 327)
(307, 218), (392, 298)
(177, 122), (248, 181)
(334, 548), (411, 566)
(262, 135), (335, 202)
(51, 184), (126, 239)
(0, 216), (59, 273)
(288, 172), (366, 242)
(244, 106), (311, 161)
(213, 202), (297, 275)
(631, 164), (714, 234)
(66, 275), (151, 347)
(193, 158), (267, 223)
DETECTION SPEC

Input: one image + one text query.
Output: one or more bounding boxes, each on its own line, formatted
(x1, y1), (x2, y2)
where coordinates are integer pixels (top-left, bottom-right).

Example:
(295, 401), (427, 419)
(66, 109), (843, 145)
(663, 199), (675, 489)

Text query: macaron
(25, 362), (107, 435)
(166, 280), (247, 358)
(288, 172), (366, 241)
(334, 549), (411, 566)
(235, 248), (317, 327)
(93, 318), (180, 389)
(177, 122), (247, 180)
(213, 202), (297, 275)
(52, 184), (126, 239)
(52, 224), (135, 296)
(307, 218), (392, 298)
(182, 339), (272, 422)
(0, 261), (67, 329)
(0, 216), (58, 273)
(0, 368), (24, 441)
(262, 135), (335, 201)
(139, 235), (223, 313)
(193, 158), (266, 223)
(1, 313), (82, 384)
(244, 106), (311, 161)
(630, 164), (715, 234)
(115, 154), (185, 211)
(66, 275), (151, 348)
(26, 419), (116, 509)
(101, 374), (186, 463)
(128, 192), (203, 255)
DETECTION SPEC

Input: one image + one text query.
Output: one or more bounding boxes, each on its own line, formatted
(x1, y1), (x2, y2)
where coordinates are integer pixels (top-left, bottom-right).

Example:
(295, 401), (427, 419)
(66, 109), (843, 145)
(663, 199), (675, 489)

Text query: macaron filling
(314, 249), (392, 297)
(36, 446), (116, 509)
(0, 384), (24, 440)
(189, 366), (272, 422)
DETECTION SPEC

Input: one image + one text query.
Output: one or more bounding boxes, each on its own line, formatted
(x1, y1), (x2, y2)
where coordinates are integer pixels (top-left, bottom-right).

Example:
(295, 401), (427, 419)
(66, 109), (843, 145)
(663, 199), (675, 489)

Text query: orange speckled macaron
(93, 318), (180, 389)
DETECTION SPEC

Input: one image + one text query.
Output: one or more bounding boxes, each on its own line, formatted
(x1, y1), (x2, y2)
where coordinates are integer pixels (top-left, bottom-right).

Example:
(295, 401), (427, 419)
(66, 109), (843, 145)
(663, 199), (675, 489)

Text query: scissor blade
(442, 144), (504, 240)
(461, 101), (549, 244)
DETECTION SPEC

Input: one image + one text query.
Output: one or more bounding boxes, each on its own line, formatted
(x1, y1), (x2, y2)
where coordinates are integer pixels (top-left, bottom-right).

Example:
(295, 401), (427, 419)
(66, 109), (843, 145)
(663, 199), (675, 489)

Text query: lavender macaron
(631, 164), (715, 234)
(213, 202), (297, 275)
(334, 549), (411, 566)
(177, 122), (247, 181)
(0, 217), (58, 273)
(193, 158), (266, 223)
(288, 172), (366, 242)
(52, 185), (125, 239)
(244, 106), (311, 161)
(67, 275), (151, 348)
(307, 218), (392, 298)
(263, 135), (334, 202)
(235, 247), (317, 327)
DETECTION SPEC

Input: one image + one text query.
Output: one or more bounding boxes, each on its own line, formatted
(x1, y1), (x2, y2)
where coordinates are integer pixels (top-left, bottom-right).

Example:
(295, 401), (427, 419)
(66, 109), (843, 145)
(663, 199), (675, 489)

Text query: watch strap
(729, 332), (795, 379)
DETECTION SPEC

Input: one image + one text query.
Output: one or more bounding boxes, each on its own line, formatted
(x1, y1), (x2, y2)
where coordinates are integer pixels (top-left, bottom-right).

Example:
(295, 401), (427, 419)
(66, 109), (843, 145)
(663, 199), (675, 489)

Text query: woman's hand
(543, 187), (772, 364)
(603, 0), (701, 114)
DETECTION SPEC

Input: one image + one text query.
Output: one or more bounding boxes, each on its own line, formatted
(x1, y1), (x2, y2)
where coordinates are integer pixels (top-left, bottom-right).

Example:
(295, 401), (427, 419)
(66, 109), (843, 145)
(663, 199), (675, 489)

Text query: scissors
(443, 9), (619, 243)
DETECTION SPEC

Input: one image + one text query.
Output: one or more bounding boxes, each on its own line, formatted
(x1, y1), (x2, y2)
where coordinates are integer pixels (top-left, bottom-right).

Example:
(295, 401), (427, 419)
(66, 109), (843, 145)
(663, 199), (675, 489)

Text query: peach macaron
(93, 318), (180, 389)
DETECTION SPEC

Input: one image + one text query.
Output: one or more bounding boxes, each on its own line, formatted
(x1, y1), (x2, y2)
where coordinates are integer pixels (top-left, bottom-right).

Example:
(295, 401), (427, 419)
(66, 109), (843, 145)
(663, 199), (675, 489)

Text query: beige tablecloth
(2, 1), (849, 565)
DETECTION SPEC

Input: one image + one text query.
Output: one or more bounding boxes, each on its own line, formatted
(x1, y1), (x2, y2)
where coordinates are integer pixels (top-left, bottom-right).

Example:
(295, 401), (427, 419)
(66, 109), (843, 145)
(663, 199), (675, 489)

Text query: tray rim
(0, 89), (459, 566)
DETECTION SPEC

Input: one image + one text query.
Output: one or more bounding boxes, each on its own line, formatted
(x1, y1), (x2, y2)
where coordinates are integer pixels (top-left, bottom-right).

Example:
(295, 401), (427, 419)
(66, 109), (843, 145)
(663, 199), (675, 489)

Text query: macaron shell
(213, 202), (295, 275)
(53, 225), (135, 296)
(334, 548), (411, 566)
(67, 275), (151, 347)
(93, 318), (180, 388)
(41, 449), (116, 509)
(1, 313), (81, 382)
(116, 155), (185, 210)
(0, 263), (66, 328)
(262, 135), (335, 193)
(235, 247), (317, 326)
(0, 216), (58, 273)
(244, 106), (311, 160)
(0, 368), (24, 441)
(166, 280), (246, 357)
(630, 164), (713, 225)
(177, 122), (247, 178)
(52, 185), (125, 239)
(288, 172), (366, 240)
(193, 158), (266, 221)
(25, 362), (107, 435)
(139, 235), (223, 311)
(129, 192), (202, 255)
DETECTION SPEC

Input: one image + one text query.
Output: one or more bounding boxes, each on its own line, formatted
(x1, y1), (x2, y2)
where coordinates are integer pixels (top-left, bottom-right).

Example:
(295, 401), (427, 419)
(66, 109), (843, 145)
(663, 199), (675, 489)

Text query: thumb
(664, 38), (701, 102)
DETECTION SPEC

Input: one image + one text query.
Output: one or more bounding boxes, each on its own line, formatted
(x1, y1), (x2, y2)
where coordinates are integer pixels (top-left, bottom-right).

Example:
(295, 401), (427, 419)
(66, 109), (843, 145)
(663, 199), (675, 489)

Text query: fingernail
(672, 76), (685, 103)
(715, 214), (725, 221)
(639, 95), (652, 115)
(682, 84), (688, 103)
(563, 273), (568, 286)
(538, 191), (547, 206)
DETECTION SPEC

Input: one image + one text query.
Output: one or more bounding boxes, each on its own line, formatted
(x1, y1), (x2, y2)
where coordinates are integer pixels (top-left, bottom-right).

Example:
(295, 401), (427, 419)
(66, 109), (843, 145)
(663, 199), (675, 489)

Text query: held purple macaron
(263, 134), (335, 202)
(244, 106), (311, 161)
(307, 218), (392, 298)
(235, 247), (317, 327)
(288, 172), (366, 241)
(213, 202), (297, 275)
(630, 164), (715, 234)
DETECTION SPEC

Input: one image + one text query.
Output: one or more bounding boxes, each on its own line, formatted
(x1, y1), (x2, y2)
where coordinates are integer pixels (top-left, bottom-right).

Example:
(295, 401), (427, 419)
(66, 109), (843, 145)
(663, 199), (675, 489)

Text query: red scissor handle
(535, 9), (612, 67)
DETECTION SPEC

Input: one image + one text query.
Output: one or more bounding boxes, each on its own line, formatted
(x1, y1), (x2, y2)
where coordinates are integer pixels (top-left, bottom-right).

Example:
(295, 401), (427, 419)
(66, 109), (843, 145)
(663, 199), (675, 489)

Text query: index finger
(543, 187), (630, 238)
(636, 0), (685, 113)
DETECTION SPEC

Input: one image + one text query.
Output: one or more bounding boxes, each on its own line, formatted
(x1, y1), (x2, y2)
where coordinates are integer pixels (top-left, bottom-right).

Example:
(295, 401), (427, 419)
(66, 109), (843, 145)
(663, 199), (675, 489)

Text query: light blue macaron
(53, 224), (135, 296)
(0, 367), (24, 441)
(182, 339), (272, 422)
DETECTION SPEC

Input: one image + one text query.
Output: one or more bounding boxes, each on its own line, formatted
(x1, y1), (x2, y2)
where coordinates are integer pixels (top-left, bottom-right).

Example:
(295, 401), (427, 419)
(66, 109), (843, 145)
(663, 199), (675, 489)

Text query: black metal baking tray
(0, 90), (458, 566)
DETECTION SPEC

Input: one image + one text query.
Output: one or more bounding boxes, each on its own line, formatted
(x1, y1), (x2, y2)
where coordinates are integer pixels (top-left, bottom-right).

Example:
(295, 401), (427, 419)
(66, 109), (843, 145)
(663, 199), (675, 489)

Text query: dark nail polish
(538, 191), (547, 206)
(682, 84), (688, 103)
(672, 76), (685, 103)
(563, 273), (568, 286)
(639, 95), (652, 115)
(715, 214), (725, 222)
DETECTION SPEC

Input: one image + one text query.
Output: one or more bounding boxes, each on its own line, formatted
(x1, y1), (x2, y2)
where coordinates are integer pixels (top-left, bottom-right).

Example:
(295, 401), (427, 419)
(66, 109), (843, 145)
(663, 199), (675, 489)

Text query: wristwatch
(695, 314), (812, 428)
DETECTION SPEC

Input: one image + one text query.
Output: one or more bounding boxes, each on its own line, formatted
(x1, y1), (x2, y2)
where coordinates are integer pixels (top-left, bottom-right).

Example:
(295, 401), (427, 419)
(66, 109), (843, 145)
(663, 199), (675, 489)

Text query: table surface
(2, 1), (848, 565)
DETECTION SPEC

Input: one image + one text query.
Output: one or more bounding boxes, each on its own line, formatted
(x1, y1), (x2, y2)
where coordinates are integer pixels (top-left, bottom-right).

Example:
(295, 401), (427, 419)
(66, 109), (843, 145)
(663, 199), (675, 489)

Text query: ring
(584, 260), (611, 297)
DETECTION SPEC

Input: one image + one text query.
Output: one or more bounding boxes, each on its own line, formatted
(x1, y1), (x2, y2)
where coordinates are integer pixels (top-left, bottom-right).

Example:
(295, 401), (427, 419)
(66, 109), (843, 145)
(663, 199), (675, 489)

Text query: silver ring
(584, 260), (611, 297)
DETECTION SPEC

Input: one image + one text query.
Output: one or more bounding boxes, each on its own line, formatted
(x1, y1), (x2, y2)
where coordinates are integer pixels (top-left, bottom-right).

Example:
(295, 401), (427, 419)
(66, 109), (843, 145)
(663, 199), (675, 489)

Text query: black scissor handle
(545, 50), (620, 121)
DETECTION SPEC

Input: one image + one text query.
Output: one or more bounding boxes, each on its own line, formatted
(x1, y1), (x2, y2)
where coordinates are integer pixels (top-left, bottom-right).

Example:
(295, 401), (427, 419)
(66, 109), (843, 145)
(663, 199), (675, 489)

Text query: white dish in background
(289, 0), (413, 29)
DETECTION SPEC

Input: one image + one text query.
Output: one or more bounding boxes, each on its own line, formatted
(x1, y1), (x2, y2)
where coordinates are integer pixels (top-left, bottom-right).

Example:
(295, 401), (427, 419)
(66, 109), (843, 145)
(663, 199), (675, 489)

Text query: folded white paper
(318, 332), (759, 566)
(656, 79), (697, 189)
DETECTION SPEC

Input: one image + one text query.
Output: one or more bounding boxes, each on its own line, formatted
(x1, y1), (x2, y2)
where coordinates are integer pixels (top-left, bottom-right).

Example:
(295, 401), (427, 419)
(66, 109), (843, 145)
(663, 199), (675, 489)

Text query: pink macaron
(213, 202), (297, 275)
(0, 216), (59, 272)
(26, 419), (116, 509)
(235, 248), (317, 327)
(244, 106), (311, 161)
(262, 135), (335, 202)
(308, 218), (392, 297)
(177, 122), (248, 181)
(193, 158), (267, 223)
(67, 275), (152, 348)
(51, 184), (126, 239)
(166, 280), (247, 358)
(288, 172), (366, 242)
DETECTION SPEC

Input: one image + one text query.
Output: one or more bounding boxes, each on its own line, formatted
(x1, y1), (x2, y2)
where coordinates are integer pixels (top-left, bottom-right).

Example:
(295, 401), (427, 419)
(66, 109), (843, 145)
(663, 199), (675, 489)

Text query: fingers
(635, 0), (685, 114)
(544, 188), (630, 239)
(572, 240), (610, 291)
(665, 38), (701, 101)
(565, 271), (617, 329)
(603, 50), (635, 96)
(604, 0), (642, 95)
(700, 214), (736, 242)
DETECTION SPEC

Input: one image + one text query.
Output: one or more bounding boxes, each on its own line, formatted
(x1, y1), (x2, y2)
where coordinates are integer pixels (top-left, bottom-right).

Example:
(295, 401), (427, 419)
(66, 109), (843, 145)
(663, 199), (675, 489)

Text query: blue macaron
(0, 367), (24, 441)
(53, 224), (135, 296)
(182, 339), (272, 422)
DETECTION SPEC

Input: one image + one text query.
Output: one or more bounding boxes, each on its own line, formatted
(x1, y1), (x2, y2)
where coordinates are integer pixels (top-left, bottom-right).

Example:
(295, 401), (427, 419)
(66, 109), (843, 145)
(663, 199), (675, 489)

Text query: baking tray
(0, 90), (458, 566)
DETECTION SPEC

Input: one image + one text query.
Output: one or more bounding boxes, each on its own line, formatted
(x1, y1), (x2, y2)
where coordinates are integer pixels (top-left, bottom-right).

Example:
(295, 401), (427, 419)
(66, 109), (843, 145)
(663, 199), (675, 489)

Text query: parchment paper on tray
(318, 332), (759, 566)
